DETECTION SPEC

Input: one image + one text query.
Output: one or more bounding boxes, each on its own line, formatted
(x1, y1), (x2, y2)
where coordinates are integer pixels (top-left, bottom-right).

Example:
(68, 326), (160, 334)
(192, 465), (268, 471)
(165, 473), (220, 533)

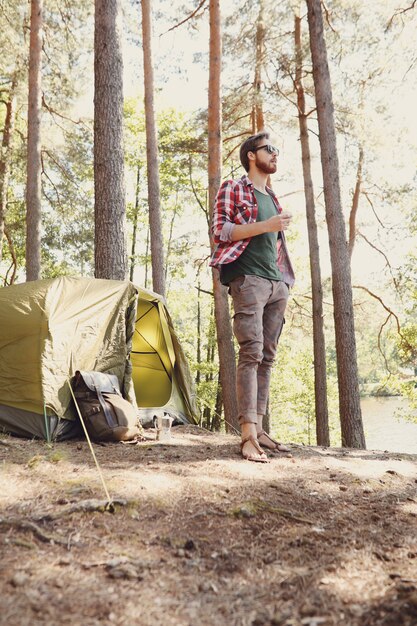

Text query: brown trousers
(229, 275), (289, 424)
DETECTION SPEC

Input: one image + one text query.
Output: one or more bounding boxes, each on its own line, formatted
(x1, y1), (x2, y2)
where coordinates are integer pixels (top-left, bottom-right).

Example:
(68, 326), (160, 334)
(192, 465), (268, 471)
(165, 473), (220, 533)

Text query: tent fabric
(131, 286), (198, 423)
(0, 277), (198, 440)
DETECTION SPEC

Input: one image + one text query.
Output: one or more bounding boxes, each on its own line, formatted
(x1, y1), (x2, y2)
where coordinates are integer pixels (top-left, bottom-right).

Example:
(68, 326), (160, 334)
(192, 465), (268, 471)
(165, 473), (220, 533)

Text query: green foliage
(0, 0), (95, 281)
(397, 322), (417, 367)
(41, 124), (95, 276)
(269, 336), (340, 447)
(1, 194), (26, 284)
(124, 99), (208, 291)
(386, 377), (417, 425)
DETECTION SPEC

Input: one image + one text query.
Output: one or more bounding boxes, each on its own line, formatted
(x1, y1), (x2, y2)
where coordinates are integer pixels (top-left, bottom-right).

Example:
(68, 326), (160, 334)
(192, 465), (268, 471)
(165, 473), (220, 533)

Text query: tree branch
(357, 232), (400, 292)
(223, 130), (252, 144)
(188, 157), (207, 222)
(0, 517), (74, 545)
(362, 191), (385, 228)
(352, 285), (415, 359)
(306, 107), (317, 118)
(353, 285), (400, 332)
(195, 285), (213, 297)
(42, 95), (89, 127)
(33, 498), (128, 521)
(296, 292), (334, 308)
(271, 81), (298, 109)
(321, 1), (338, 34)
(386, 0), (416, 30)
(161, 0), (207, 35)
(41, 153), (63, 208)
(378, 313), (394, 375)
(223, 113), (252, 133)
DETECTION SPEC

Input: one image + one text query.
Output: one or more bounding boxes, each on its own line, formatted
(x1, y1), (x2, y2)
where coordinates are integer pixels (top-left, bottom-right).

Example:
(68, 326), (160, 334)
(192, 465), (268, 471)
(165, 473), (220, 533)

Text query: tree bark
(348, 146), (364, 258)
(94, 0), (127, 281)
(141, 0), (165, 297)
(208, 0), (239, 433)
(295, 12), (329, 446)
(0, 76), (17, 264)
(26, 0), (43, 282)
(306, 0), (366, 448)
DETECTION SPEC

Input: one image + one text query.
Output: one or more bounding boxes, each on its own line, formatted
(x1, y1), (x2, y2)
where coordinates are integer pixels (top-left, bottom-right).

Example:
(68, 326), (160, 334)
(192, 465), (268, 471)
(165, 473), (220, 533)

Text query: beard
(255, 154), (277, 174)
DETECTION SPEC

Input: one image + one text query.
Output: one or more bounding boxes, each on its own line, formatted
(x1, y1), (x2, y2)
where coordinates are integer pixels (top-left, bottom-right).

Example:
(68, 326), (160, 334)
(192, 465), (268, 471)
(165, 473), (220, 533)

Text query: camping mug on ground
(156, 414), (173, 442)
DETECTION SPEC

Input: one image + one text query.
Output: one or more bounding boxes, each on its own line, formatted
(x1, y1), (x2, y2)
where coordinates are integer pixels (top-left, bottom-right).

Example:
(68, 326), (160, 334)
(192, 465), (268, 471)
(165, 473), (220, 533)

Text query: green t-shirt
(220, 189), (283, 285)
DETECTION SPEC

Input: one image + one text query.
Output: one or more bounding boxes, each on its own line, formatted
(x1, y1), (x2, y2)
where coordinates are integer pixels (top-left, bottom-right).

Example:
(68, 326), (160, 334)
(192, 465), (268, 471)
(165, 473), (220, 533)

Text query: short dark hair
(239, 131), (270, 172)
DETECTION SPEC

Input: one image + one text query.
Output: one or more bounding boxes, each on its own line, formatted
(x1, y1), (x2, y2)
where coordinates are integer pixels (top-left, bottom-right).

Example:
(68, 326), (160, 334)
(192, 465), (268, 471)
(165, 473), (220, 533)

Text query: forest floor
(1, 425), (417, 626)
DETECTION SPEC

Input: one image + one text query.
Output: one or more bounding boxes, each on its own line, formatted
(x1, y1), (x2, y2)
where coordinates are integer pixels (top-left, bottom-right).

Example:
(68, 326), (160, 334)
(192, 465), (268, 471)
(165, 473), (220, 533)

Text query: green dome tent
(0, 276), (198, 440)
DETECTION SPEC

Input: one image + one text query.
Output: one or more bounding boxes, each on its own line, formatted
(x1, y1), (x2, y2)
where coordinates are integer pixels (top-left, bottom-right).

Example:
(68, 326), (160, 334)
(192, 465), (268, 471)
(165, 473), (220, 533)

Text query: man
(210, 131), (295, 462)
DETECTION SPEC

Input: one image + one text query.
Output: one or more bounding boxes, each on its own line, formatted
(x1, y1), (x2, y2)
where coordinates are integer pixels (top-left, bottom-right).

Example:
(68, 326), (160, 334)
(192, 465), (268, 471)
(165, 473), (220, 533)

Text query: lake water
(361, 396), (417, 454)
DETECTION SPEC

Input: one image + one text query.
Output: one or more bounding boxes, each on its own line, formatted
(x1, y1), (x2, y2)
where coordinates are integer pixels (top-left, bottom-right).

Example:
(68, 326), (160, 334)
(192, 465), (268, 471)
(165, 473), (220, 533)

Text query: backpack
(72, 370), (140, 442)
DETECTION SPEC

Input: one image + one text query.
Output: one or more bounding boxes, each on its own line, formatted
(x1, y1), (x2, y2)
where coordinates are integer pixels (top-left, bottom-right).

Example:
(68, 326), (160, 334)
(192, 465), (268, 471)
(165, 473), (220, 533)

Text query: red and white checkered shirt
(209, 175), (295, 286)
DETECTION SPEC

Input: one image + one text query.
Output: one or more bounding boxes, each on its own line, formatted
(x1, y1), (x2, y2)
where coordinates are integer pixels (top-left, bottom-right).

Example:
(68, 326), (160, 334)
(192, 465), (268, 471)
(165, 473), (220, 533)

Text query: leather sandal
(240, 436), (269, 463)
(257, 430), (291, 453)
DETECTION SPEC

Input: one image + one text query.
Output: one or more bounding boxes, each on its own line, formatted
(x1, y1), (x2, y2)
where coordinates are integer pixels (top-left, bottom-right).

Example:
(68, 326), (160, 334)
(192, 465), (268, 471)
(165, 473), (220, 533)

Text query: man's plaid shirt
(209, 175), (295, 286)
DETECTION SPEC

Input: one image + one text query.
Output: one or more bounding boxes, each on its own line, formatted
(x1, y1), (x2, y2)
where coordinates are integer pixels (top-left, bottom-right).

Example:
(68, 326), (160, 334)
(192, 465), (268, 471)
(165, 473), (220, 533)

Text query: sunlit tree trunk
(26, 0), (43, 281)
(141, 0), (165, 296)
(306, 0), (366, 449)
(208, 0), (239, 433)
(0, 75), (17, 264)
(295, 11), (329, 446)
(94, 0), (127, 280)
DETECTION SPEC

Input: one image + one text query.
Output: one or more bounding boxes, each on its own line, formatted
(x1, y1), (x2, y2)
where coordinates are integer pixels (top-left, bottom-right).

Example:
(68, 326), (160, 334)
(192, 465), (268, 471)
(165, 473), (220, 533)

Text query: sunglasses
(252, 144), (280, 155)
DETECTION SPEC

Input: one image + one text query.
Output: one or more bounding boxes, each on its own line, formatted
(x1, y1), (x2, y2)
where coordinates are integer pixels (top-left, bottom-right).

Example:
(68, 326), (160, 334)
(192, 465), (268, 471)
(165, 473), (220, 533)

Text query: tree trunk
(205, 304), (218, 430)
(26, 0), (43, 282)
(212, 370), (223, 432)
(94, 0), (127, 281)
(306, 0), (366, 448)
(165, 199), (179, 285)
(144, 224), (150, 289)
(141, 0), (165, 297)
(253, 0), (266, 133)
(0, 76), (17, 264)
(4, 227), (18, 286)
(263, 400), (270, 434)
(295, 12), (330, 446)
(208, 0), (239, 434)
(196, 281), (202, 388)
(129, 164), (141, 282)
(348, 146), (364, 259)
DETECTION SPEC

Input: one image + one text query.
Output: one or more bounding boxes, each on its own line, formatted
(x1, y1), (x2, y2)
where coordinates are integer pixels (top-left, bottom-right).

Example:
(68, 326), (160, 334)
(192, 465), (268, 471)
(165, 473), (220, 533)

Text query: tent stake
(43, 402), (51, 443)
(67, 380), (113, 508)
